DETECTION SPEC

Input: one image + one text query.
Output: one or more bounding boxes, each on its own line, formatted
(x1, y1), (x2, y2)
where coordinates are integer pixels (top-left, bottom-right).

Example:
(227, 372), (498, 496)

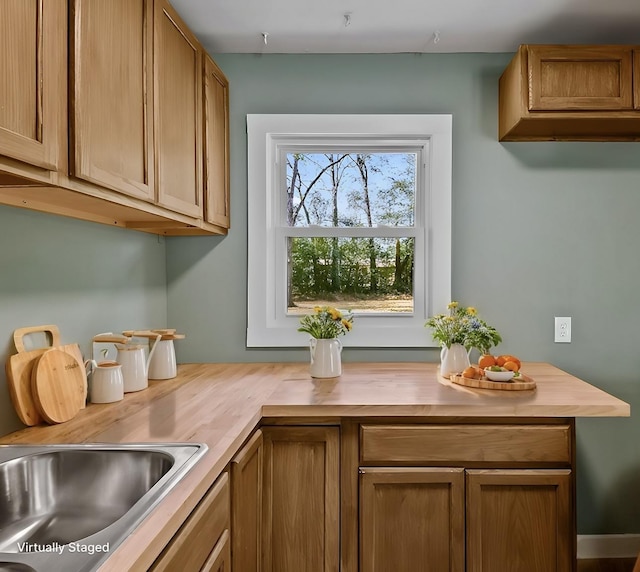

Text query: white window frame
(247, 114), (452, 348)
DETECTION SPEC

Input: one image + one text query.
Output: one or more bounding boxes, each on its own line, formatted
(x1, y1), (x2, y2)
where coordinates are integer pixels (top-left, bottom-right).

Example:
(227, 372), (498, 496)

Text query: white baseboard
(577, 534), (640, 559)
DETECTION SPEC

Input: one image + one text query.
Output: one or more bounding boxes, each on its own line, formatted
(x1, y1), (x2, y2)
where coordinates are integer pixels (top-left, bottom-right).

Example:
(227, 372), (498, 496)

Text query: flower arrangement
(425, 301), (502, 354)
(298, 306), (354, 339)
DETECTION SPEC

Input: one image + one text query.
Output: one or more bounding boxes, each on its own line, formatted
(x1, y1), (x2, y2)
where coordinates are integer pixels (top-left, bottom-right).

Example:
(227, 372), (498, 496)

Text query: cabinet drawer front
(527, 46), (633, 111)
(361, 424), (571, 465)
(152, 471), (230, 571)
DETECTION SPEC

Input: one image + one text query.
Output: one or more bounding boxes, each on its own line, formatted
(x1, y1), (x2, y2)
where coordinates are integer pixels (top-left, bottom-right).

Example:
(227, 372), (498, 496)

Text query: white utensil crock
(85, 360), (124, 404)
(148, 339), (177, 380)
(309, 338), (342, 378)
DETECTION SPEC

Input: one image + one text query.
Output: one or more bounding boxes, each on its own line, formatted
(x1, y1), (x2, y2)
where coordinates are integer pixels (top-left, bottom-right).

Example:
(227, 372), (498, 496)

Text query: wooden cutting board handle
(13, 325), (61, 353)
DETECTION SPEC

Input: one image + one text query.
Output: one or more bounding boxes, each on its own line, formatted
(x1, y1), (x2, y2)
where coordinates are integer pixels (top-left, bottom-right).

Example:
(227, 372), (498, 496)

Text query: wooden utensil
(5, 325), (87, 426)
(450, 372), (536, 391)
(31, 349), (85, 424)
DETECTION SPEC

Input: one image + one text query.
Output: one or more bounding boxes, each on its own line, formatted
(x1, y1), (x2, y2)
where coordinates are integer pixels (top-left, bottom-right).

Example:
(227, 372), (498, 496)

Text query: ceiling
(170, 0), (640, 55)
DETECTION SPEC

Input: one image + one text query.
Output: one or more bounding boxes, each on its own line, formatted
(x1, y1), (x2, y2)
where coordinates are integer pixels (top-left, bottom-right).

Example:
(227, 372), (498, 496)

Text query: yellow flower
(342, 319), (352, 331)
(467, 307), (477, 315)
(447, 301), (458, 309)
(444, 316), (454, 322)
(329, 308), (342, 320)
(313, 306), (322, 313)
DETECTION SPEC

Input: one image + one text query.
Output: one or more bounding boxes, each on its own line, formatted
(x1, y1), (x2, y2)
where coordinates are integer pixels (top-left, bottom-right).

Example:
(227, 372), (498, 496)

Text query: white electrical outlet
(554, 317), (571, 343)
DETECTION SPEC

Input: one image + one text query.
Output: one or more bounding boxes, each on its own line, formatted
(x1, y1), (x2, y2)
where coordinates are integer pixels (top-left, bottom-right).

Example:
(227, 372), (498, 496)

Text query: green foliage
(298, 306), (354, 339)
(425, 301), (502, 353)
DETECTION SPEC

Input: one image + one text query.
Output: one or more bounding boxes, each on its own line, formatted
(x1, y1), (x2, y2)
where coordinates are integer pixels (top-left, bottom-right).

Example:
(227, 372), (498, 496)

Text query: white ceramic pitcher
(309, 338), (342, 378)
(84, 360), (124, 403)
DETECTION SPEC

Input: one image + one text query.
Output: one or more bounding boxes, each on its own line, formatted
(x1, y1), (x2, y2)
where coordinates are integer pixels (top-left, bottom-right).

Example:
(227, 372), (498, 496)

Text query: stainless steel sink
(0, 443), (207, 572)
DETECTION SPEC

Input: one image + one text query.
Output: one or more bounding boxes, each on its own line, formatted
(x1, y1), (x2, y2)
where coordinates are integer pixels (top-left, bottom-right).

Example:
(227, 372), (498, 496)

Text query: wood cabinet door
(154, 0), (203, 218)
(203, 55), (230, 228)
(360, 467), (465, 572)
(70, 0), (154, 201)
(262, 426), (340, 572)
(466, 469), (573, 572)
(0, 0), (66, 171)
(527, 46), (633, 111)
(231, 430), (263, 572)
(634, 49), (640, 110)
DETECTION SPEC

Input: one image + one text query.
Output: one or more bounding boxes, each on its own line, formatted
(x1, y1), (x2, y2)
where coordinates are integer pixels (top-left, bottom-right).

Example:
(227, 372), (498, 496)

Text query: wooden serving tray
(450, 372), (536, 391)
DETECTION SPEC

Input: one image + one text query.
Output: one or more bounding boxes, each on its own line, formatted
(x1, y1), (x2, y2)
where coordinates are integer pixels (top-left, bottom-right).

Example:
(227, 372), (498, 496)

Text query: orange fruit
(502, 355), (521, 370)
(462, 366), (477, 379)
(478, 354), (496, 369)
(495, 355), (507, 367)
(503, 361), (519, 372)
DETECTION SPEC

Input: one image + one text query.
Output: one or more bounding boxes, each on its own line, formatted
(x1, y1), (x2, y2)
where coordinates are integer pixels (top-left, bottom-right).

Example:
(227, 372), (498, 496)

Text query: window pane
(286, 152), (416, 228)
(287, 237), (414, 314)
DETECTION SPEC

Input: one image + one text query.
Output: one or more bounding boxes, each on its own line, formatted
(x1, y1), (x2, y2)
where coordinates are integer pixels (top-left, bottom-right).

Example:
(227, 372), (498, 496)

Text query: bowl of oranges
(478, 354), (522, 382)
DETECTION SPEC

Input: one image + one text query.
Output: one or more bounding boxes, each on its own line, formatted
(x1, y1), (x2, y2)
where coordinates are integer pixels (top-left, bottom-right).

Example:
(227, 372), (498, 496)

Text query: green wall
(0, 207), (168, 436)
(165, 53), (640, 535)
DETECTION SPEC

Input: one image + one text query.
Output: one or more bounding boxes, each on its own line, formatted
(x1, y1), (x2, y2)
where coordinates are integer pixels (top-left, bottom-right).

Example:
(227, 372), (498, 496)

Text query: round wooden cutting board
(31, 349), (85, 424)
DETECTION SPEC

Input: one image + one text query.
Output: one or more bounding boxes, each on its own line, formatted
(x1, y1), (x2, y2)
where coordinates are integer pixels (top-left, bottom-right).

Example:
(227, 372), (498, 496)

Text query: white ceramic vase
(309, 338), (342, 378)
(440, 343), (470, 377)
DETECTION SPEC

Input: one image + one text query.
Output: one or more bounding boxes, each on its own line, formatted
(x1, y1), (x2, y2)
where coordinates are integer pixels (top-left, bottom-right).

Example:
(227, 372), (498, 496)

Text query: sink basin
(0, 443), (207, 572)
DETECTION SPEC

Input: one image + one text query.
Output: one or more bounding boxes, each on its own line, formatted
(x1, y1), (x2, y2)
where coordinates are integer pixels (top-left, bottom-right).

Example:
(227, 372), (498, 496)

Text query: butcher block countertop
(0, 362), (630, 571)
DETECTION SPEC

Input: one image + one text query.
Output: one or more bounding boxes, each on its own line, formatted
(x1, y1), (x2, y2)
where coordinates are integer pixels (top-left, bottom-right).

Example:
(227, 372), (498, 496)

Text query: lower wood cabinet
(262, 426), (340, 572)
(466, 469), (572, 572)
(151, 471), (230, 572)
(231, 430), (263, 572)
(358, 421), (575, 572)
(360, 467), (465, 572)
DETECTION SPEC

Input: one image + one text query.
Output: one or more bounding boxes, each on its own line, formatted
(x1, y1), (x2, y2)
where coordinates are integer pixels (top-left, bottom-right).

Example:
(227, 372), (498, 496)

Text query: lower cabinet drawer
(151, 471), (230, 571)
(201, 529), (231, 572)
(360, 424), (572, 465)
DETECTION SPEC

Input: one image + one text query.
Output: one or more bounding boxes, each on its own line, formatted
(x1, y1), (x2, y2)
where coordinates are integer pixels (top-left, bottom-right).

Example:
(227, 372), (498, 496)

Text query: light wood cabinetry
(0, 0), (66, 174)
(69, 0), (154, 201)
(635, 50), (640, 110)
(466, 469), (572, 572)
(0, 0), (229, 235)
(262, 426), (340, 572)
(152, 471), (230, 572)
(527, 46), (633, 111)
(360, 467), (465, 572)
(358, 420), (575, 572)
(201, 529), (231, 572)
(499, 44), (640, 141)
(153, 0), (203, 218)
(231, 430), (263, 572)
(203, 55), (230, 228)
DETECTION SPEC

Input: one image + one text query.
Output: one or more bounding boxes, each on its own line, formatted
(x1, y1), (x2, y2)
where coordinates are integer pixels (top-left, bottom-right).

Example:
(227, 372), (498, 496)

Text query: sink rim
(0, 442), (208, 572)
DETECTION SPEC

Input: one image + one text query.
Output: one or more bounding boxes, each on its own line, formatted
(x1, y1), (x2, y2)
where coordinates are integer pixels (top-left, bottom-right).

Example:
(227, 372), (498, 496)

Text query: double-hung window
(247, 115), (452, 347)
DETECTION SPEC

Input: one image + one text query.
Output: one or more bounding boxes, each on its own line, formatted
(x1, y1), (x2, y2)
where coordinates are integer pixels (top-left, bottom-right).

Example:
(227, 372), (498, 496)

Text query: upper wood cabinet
(0, 0), (66, 172)
(0, 0), (229, 235)
(499, 44), (640, 141)
(203, 55), (230, 229)
(154, 0), (203, 218)
(527, 46), (633, 111)
(70, 0), (154, 201)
